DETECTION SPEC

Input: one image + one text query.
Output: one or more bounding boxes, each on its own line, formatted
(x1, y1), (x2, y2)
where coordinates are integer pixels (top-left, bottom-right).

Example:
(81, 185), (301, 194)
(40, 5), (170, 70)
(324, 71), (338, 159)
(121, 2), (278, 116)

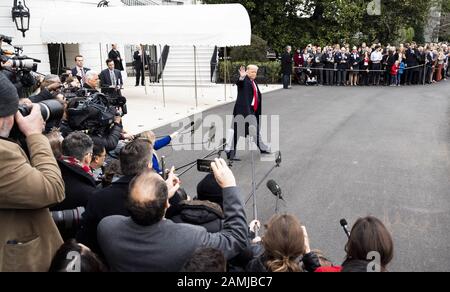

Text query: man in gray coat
(97, 158), (248, 272)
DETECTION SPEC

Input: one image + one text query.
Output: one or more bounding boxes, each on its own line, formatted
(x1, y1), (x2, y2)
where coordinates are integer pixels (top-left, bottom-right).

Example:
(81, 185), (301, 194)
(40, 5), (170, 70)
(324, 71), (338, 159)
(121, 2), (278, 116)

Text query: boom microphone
(340, 219), (351, 238)
(266, 180), (284, 201)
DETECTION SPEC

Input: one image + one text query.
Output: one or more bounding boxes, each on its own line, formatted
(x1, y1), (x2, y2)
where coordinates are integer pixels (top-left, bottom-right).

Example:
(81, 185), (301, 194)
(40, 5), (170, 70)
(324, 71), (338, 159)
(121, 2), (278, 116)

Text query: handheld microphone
(266, 179), (284, 201)
(340, 219), (351, 238)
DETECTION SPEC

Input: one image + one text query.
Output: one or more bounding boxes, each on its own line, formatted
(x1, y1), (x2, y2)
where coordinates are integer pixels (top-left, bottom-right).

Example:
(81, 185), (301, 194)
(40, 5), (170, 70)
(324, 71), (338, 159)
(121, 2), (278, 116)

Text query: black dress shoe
(226, 151), (241, 161)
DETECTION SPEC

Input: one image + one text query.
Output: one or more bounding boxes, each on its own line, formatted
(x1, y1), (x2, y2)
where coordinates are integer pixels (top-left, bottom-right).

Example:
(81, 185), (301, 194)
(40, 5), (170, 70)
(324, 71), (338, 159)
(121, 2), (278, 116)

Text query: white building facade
(0, 0), (198, 77)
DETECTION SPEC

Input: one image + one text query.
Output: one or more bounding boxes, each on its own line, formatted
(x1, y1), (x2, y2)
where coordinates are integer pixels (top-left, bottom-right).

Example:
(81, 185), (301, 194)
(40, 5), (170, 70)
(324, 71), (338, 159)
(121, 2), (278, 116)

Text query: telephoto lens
(51, 207), (86, 241)
(18, 99), (64, 122)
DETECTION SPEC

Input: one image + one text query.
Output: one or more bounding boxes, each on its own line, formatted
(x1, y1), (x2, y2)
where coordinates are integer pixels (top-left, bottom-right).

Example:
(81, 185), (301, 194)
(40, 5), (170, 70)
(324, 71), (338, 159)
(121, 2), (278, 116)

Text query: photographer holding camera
(97, 158), (248, 272)
(29, 74), (64, 103)
(0, 72), (65, 272)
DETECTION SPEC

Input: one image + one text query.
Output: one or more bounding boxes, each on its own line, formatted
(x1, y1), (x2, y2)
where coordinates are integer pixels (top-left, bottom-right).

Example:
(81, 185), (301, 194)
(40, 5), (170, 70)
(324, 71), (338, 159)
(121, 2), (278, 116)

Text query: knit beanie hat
(0, 71), (19, 117)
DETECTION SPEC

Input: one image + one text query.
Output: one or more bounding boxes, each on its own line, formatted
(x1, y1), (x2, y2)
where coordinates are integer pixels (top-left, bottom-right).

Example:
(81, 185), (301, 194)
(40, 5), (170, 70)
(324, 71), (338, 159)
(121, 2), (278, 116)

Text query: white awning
(40, 4), (251, 47)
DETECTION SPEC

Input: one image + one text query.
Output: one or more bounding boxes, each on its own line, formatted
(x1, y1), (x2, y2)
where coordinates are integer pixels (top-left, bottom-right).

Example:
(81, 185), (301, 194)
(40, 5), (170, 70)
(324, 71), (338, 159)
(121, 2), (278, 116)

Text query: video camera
(0, 34), (13, 46)
(67, 93), (118, 133)
(105, 89), (127, 115)
(9, 99), (65, 141)
(1, 34), (41, 96)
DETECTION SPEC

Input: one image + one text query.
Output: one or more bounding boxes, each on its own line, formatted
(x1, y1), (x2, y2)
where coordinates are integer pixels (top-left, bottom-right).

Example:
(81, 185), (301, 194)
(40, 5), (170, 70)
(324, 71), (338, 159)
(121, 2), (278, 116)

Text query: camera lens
(51, 207), (85, 236)
(39, 99), (64, 122)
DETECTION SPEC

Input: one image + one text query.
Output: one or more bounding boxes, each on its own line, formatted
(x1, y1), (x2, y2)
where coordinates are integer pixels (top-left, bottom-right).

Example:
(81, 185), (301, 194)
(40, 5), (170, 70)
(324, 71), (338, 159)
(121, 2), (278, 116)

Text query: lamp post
(97, 0), (109, 7)
(11, 0), (30, 37)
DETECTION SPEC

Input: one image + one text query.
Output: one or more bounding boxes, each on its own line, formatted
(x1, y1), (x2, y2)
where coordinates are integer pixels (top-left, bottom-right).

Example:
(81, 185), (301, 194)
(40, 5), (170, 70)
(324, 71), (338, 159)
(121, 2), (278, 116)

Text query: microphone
(177, 118), (202, 136)
(181, 121), (195, 132)
(275, 151), (282, 166)
(340, 219), (351, 238)
(207, 123), (216, 144)
(266, 179), (284, 201)
(192, 118), (202, 135)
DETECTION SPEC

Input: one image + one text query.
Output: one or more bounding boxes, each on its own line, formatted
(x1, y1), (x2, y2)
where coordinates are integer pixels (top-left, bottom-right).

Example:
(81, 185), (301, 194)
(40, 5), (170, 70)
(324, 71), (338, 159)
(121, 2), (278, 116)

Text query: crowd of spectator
(287, 42), (449, 86)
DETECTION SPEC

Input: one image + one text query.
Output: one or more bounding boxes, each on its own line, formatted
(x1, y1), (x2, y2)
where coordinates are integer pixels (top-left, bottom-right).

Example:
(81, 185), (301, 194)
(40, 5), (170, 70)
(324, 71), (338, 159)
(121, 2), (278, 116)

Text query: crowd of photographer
(1, 34), (395, 273)
(286, 42), (449, 86)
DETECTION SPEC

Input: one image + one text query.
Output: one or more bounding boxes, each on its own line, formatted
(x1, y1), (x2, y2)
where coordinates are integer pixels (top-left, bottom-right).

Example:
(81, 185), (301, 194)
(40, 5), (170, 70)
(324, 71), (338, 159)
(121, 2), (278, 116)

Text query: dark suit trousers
(135, 65), (145, 85)
(283, 74), (291, 89)
(230, 113), (264, 158)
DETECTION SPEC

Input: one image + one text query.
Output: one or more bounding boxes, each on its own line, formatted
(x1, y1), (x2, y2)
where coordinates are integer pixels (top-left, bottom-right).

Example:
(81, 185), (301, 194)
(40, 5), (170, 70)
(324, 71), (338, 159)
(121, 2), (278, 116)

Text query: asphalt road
(154, 81), (450, 272)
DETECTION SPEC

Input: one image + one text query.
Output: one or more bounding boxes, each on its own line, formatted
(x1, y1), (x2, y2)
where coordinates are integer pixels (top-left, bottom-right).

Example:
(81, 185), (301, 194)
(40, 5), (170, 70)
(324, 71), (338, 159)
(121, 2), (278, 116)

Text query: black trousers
(314, 66), (324, 84)
(325, 67), (334, 85)
(371, 63), (381, 85)
(135, 65), (145, 85)
(336, 69), (346, 85)
(229, 114), (264, 159)
(406, 67), (418, 84)
(283, 74), (291, 89)
(361, 71), (369, 85)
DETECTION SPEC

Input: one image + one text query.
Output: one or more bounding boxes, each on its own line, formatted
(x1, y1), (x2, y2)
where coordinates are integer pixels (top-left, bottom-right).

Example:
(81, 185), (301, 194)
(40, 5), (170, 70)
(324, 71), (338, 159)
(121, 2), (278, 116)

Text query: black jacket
(90, 123), (123, 152)
(341, 259), (376, 272)
(335, 52), (349, 69)
(349, 52), (361, 69)
(313, 53), (324, 67)
(170, 200), (224, 233)
(281, 52), (293, 74)
(405, 48), (419, 66)
(29, 88), (53, 103)
(133, 50), (149, 69)
(50, 160), (97, 211)
(99, 69), (123, 96)
(99, 69), (123, 89)
(108, 49), (124, 71)
(77, 175), (134, 253)
(233, 76), (261, 118)
(89, 123), (123, 152)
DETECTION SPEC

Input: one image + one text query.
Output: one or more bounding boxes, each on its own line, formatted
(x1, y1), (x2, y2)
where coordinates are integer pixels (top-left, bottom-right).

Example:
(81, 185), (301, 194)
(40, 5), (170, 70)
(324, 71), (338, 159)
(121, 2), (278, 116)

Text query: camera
(51, 207), (85, 240)
(1, 36), (40, 97)
(18, 99), (64, 122)
(67, 93), (118, 132)
(0, 34), (13, 45)
(9, 100), (65, 141)
(9, 57), (39, 72)
(106, 90), (127, 115)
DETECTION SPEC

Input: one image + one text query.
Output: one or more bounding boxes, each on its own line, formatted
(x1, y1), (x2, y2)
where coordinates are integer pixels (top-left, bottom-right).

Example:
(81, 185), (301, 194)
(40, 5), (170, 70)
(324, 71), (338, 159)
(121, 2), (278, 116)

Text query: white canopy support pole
(99, 43), (104, 71)
(224, 47), (227, 102)
(194, 45), (198, 109)
(160, 45), (166, 108)
(143, 45), (148, 95)
(57, 43), (63, 76)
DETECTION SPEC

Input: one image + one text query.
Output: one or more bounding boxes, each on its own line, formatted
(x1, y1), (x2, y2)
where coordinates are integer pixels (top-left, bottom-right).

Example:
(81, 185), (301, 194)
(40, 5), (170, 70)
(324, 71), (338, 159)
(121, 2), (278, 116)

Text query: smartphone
(197, 159), (214, 173)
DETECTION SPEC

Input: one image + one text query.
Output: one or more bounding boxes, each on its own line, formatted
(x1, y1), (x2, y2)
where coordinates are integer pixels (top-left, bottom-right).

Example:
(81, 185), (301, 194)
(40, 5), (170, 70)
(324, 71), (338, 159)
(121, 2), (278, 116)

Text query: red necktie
(252, 81), (258, 112)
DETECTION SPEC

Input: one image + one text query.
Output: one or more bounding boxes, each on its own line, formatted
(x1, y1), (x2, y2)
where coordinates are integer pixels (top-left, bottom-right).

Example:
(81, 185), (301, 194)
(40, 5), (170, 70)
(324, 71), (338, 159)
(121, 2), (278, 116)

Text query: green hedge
(217, 61), (281, 84)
